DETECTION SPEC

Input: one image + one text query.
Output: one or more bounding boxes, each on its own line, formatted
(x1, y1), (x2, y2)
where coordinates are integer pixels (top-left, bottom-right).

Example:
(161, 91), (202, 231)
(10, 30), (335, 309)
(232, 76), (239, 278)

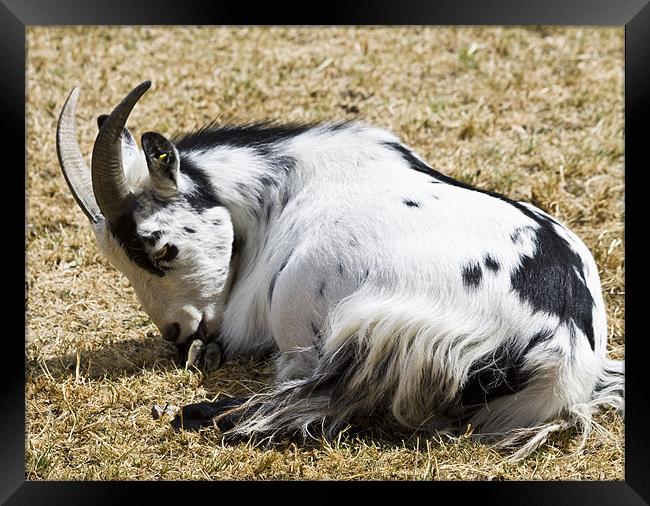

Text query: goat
(56, 80), (623, 458)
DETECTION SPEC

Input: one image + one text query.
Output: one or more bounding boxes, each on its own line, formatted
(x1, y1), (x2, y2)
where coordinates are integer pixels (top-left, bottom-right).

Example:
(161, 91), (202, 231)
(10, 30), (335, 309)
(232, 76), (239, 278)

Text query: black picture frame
(7, 0), (649, 503)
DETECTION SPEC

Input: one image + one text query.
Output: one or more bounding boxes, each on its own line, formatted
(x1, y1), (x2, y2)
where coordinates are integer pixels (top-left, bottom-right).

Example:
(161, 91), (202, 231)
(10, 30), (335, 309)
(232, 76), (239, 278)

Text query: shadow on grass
(26, 336), (184, 381)
(26, 335), (277, 397)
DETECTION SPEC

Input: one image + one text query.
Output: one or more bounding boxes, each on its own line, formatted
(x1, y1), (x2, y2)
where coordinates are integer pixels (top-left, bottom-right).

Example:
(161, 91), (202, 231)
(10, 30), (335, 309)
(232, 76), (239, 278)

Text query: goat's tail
(486, 356), (625, 461)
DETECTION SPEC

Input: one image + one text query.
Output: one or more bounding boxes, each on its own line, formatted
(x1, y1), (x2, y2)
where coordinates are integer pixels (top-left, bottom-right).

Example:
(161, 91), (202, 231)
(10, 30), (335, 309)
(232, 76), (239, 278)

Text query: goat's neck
(181, 146), (287, 257)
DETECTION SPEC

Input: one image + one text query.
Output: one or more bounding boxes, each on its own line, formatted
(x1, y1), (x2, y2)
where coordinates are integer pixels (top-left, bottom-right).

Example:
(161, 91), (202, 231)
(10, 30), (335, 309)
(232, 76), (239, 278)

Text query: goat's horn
(56, 87), (102, 223)
(91, 80), (151, 225)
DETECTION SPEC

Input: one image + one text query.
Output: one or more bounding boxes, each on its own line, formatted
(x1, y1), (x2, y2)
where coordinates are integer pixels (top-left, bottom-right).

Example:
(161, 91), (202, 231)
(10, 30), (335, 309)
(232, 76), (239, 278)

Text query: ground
(26, 26), (624, 480)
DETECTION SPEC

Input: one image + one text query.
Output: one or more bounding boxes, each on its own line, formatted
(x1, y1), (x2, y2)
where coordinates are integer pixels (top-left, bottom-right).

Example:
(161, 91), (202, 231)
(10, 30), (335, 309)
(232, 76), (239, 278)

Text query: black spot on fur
(337, 259), (344, 275)
(402, 199), (420, 208)
(510, 217), (595, 350)
(484, 254), (500, 272)
(183, 227), (196, 234)
(462, 263), (483, 288)
(318, 280), (326, 298)
(269, 253), (292, 306)
(310, 321), (320, 338)
(178, 157), (221, 212)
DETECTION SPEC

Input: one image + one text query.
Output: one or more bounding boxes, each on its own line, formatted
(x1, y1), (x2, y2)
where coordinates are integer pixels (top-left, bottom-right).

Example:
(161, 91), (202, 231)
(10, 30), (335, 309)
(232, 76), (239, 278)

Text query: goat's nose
(162, 322), (180, 342)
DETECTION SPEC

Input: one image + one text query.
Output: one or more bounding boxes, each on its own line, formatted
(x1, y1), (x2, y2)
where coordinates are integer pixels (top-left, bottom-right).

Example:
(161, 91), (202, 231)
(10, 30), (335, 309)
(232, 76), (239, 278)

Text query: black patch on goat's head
(109, 209), (168, 277)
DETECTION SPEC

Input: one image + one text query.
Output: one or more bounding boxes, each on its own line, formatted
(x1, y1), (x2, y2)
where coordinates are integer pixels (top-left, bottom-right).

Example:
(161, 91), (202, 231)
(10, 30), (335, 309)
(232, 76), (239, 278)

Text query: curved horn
(56, 87), (102, 223)
(91, 80), (151, 224)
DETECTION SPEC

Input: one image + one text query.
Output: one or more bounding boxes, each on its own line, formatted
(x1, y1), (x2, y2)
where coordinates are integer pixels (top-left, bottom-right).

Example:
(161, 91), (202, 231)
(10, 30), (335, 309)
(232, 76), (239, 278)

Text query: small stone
(151, 404), (164, 420)
(151, 403), (179, 420)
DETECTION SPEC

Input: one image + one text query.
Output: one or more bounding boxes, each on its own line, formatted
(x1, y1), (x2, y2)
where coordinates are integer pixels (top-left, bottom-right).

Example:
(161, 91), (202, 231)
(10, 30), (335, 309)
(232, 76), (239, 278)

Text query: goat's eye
(153, 243), (178, 263)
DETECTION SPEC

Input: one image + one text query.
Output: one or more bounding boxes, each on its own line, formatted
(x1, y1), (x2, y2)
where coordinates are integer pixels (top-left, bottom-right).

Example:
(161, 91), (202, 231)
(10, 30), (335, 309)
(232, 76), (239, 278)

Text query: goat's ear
(141, 131), (180, 192)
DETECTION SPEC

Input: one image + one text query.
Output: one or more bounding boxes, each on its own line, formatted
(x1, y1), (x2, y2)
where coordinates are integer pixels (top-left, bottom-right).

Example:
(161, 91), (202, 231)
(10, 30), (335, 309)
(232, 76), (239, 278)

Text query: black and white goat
(57, 81), (623, 457)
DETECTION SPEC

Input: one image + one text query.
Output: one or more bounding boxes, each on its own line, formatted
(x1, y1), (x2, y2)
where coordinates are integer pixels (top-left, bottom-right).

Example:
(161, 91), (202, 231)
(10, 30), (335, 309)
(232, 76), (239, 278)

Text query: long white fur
(90, 121), (623, 457)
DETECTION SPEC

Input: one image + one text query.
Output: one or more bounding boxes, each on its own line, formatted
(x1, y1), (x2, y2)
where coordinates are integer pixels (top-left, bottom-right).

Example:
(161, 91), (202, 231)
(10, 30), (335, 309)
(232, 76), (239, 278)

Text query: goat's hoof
(151, 403), (179, 420)
(175, 338), (223, 372)
(185, 339), (205, 369)
(203, 341), (223, 372)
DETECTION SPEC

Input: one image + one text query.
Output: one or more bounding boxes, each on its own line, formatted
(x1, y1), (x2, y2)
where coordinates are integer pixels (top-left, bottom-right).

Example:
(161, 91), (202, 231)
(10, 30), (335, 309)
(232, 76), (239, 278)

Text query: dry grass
(26, 26), (624, 480)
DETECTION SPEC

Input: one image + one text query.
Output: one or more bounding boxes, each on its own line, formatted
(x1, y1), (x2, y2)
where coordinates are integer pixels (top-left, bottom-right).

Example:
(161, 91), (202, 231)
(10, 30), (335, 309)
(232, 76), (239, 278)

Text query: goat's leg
(170, 396), (249, 431)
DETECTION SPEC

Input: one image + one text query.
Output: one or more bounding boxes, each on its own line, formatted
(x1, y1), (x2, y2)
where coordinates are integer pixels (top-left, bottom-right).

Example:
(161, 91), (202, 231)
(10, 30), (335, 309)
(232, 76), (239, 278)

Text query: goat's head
(56, 81), (234, 345)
